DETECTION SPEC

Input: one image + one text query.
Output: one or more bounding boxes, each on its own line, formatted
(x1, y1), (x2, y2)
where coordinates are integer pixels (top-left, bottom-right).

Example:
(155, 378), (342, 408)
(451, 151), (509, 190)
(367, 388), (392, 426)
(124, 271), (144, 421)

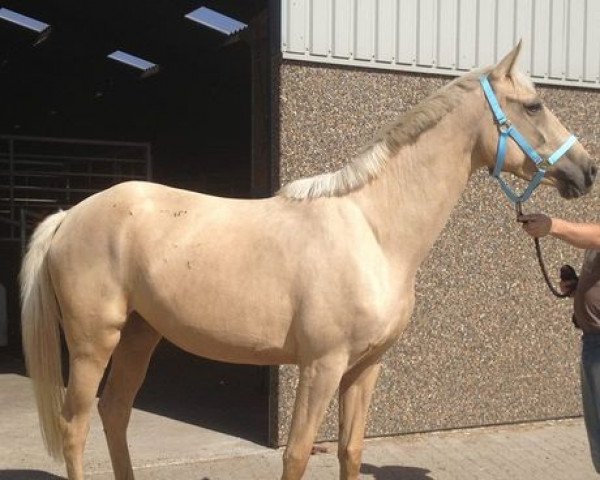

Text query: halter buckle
(498, 119), (512, 133)
(536, 158), (552, 171)
(515, 201), (523, 218)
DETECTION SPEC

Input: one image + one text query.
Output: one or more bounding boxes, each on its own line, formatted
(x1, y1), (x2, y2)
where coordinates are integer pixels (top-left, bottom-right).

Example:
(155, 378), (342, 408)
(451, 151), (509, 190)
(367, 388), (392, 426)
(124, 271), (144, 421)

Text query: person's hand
(559, 264), (578, 297)
(559, 279), (577, 297)
(517, 213), (552, 238)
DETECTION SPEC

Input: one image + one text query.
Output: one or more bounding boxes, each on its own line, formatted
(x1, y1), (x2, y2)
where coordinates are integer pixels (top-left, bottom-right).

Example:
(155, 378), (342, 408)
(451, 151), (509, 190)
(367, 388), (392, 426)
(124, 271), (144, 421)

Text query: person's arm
(519, 213), (600, 250)
(550, 219), (600, 250)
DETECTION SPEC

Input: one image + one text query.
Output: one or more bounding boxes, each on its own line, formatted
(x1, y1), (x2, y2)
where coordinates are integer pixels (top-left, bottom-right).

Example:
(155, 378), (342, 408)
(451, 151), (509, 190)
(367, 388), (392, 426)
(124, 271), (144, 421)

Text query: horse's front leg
(282, 354), (347, 480)
(337, 360), (382, 480)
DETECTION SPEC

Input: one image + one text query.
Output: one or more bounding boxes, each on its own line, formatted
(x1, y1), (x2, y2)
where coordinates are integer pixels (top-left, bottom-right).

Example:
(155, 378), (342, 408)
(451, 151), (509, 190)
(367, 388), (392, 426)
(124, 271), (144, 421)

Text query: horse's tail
(20, 209), (69, 460)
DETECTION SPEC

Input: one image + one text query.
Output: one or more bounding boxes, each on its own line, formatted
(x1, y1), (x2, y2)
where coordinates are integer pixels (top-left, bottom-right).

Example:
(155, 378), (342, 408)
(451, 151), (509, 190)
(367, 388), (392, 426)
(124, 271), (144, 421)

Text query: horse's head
(476, 42), (596, 200)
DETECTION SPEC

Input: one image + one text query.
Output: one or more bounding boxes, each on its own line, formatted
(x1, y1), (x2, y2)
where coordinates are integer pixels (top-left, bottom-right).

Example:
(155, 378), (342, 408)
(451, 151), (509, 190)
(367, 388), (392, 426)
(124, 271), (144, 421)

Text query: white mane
(278, 70), (487, 201)
(278, 142), (390, 200)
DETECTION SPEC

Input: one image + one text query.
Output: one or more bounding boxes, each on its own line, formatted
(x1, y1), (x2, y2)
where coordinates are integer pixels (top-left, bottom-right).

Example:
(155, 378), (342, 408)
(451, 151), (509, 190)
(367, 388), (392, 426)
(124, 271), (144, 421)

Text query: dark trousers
(581, 333), (600, 473)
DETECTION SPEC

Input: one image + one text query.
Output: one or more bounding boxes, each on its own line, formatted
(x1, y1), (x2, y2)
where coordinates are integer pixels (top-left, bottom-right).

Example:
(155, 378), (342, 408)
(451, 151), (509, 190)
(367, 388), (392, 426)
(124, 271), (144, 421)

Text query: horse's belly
(134, 281), (297, 365)
(160, 317), (296, 365)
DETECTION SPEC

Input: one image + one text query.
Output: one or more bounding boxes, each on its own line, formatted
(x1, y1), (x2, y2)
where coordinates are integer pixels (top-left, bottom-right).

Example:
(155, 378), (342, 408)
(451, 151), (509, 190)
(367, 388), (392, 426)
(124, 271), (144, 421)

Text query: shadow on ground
(0, 352), (26, 375)
(0, 471), (64, 479)
(361, 463), (434, 479)
(131, 341), (270, 445)
(1, 341), (271, 446)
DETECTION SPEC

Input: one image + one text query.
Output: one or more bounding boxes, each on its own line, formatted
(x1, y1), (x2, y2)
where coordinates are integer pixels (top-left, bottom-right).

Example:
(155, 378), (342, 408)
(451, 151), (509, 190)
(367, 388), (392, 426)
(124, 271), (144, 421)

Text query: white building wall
(281, 0), (600, 89)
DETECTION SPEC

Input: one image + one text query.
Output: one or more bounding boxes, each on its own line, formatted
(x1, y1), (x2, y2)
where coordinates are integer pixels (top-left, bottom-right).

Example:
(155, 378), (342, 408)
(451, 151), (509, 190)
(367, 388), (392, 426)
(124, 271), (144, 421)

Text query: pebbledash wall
(269, 0), (600, 445)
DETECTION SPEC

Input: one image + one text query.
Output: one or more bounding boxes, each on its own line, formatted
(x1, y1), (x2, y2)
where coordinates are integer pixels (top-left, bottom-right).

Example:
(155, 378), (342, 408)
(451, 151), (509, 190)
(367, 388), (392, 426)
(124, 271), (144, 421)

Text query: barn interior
(0, 0), (273, 445)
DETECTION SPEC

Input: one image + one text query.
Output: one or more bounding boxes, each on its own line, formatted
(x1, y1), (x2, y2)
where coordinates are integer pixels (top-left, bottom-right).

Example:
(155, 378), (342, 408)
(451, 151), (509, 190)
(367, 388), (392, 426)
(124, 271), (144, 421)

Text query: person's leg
(581, 334), (600, 473)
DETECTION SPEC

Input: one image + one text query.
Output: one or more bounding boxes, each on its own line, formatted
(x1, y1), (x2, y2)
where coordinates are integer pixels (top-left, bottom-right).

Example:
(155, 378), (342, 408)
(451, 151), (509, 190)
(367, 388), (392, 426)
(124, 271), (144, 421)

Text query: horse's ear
(491, 40), (523, 80)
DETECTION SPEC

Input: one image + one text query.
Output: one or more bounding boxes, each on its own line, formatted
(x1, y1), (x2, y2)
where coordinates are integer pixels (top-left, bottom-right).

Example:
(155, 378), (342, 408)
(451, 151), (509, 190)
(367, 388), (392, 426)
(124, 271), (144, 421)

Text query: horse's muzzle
(554, 159), (597, 199)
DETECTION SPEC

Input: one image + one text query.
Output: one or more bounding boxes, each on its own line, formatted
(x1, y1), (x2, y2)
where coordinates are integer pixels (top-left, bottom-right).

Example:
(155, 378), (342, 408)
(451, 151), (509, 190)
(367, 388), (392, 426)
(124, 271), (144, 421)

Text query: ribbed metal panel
(281, 0), (600, 89)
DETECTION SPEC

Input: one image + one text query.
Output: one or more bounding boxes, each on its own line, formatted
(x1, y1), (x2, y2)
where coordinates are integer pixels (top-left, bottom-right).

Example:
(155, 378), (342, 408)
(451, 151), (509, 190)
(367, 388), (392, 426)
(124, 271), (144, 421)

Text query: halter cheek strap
(480, 75), (578, 204)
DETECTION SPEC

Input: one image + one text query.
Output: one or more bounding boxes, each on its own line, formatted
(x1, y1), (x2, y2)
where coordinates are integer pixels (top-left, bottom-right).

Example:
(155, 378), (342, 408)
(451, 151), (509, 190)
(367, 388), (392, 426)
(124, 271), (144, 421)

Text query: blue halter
(479, 75), (578, 203)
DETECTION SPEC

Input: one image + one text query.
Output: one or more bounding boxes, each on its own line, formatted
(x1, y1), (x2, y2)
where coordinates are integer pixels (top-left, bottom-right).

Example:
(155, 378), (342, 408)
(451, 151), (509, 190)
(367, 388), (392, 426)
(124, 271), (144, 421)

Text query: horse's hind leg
(98, 312), (161, 480)
(337, 360), (382, 480)
(282, 354), (347, 480)
(61, 315), (123, 480)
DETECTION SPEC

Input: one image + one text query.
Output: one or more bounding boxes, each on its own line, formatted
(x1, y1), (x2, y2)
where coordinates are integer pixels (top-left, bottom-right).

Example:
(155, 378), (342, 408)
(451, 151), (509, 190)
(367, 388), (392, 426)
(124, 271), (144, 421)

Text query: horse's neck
(352, 106), (481, 276)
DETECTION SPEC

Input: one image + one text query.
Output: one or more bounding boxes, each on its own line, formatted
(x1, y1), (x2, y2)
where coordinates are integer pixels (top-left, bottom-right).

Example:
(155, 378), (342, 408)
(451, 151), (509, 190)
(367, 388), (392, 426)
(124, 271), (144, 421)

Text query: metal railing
(0, 135), (151, 243)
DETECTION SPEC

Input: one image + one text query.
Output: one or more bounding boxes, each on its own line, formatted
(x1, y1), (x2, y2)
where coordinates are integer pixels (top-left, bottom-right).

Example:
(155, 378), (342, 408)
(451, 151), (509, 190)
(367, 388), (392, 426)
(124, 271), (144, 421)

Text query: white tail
(20, 210), (68, 460)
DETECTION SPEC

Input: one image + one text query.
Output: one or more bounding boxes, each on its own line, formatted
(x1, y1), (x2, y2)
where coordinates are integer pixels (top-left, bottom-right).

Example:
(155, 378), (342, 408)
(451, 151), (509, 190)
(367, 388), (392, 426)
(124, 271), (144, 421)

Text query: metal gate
(0, 135), (151, 250)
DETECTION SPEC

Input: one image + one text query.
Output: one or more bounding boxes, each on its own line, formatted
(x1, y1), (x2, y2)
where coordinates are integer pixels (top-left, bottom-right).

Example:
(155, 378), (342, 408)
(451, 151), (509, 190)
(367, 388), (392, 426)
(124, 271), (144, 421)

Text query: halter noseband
(479, 75), (577, 203)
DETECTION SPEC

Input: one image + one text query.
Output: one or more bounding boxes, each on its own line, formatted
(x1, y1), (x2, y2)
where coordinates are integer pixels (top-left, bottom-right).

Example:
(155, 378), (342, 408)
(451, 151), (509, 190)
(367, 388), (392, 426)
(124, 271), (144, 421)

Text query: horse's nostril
(585, 164), (597, 188)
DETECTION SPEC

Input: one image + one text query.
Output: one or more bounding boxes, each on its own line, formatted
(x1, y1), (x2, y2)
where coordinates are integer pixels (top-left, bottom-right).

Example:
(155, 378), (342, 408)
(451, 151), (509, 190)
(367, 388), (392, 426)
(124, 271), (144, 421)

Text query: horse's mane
(277, 69), (489, 200)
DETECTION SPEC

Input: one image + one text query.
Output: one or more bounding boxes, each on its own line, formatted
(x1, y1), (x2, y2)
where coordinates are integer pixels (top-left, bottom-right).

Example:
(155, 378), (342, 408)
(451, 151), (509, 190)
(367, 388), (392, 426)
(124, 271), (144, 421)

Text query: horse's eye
(525, 102), (543, 115)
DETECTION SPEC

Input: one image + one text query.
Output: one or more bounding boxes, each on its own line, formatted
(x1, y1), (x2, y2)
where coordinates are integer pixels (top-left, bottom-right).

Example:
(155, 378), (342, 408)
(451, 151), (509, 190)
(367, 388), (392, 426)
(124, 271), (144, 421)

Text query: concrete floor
(87, 419), (599, 480)
(0, 346), (270, 478)
(2, 350), (599, 480)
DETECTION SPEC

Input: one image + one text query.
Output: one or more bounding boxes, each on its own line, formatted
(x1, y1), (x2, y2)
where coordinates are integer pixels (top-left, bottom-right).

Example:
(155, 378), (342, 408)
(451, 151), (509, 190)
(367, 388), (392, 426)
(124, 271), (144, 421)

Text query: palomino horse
(21, 43), (595, 480)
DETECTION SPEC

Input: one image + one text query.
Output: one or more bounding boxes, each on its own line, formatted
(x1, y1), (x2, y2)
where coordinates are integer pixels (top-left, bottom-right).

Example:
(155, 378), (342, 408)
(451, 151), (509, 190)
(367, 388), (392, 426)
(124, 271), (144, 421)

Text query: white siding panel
(437, 0), (457, 69)
(549, 0), (566, 79)
(281, 0), (289, 49)
(417, 0), (436, 66)
(515, 0), (533, 74)
(457, 0), (477, 70)
(376, 0), (396, 63)
(585, 0), (600, 82)
(532, 0), (550, 78)
(287, 0), (307, 54)
(355, 0), (376, 60)
(567, 0), (585, 80)
(477, 0), (496, 66)
(332, 0), (352, 58)
(397, 0), (417, 65)
(281, 0), (600, 89)
(310, 0), (330, 56)
(497, 1), (517, 62)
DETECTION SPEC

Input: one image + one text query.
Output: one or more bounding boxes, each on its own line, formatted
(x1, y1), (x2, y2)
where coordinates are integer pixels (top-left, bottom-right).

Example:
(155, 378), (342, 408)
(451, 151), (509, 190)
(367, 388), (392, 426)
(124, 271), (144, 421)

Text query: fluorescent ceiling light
(0, 8), (49, 33)
(107, 50), (159, 78)
(0, 7), (51, 44)
(185, 7), (247, 35)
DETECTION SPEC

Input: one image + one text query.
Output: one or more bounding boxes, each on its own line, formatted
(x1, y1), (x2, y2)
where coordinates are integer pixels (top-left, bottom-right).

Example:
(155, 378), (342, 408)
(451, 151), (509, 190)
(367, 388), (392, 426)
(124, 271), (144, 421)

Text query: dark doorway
(0, 0), (274, 445)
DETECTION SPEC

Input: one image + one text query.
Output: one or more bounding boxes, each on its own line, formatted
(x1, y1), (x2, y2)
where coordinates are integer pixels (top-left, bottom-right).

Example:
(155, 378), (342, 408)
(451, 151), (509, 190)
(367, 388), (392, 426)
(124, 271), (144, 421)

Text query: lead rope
(515, 202), (570, 299)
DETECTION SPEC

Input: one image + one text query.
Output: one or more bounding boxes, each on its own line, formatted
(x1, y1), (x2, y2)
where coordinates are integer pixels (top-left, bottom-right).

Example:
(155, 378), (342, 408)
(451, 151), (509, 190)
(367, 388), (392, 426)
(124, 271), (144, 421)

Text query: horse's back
(47, 181), (401, 365)
(47, 182), (300, 363)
